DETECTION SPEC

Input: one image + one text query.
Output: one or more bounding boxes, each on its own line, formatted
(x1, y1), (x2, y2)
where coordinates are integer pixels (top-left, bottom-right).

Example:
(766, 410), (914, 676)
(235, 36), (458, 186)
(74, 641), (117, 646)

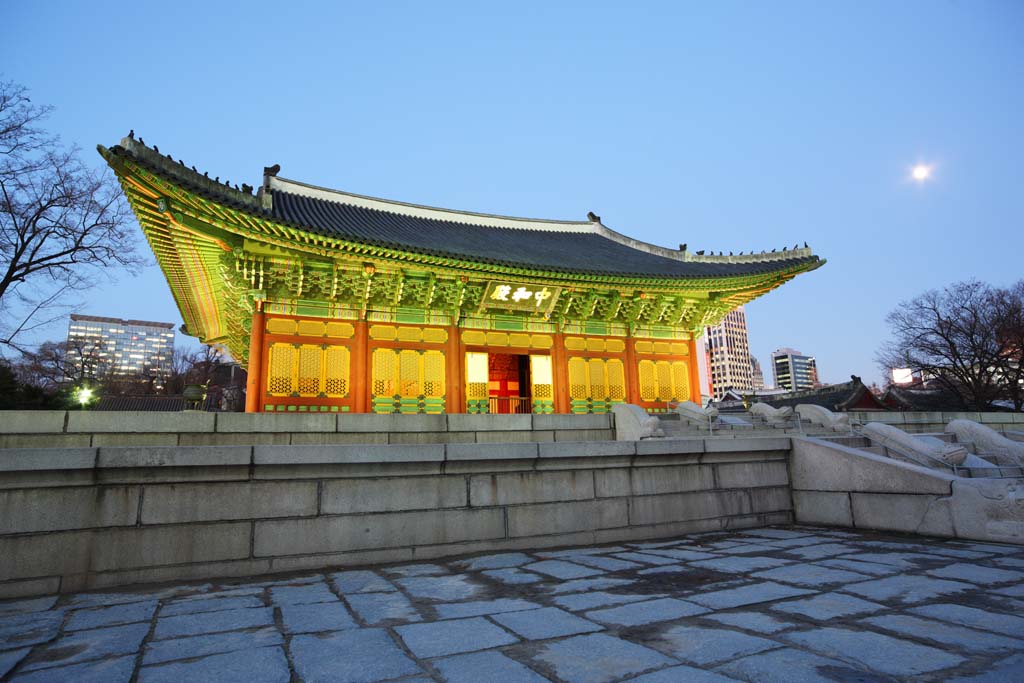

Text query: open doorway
(488, 353), (531, 414)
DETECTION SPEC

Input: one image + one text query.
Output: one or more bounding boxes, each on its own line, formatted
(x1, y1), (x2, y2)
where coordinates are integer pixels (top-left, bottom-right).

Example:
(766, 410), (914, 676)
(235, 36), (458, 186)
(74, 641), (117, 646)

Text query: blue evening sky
(4, 1), (1022, 385)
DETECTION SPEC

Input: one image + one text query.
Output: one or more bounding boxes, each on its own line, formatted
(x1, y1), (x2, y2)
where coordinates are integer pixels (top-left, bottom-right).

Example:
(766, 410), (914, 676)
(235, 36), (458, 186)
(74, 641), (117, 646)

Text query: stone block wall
(845, 411), (1024, 434)
(0, 412), (615, 448)
(0, 436), (792, 598)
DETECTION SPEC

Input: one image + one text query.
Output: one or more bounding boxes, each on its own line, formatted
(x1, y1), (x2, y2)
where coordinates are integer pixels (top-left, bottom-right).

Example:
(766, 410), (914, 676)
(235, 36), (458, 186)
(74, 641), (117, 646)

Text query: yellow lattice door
(637, 359), (690, 404)
(529, 355), (554, 414)
(566, 357), (624, 413)
(371, 348), (446, 414)
(324, 346), (350, 398)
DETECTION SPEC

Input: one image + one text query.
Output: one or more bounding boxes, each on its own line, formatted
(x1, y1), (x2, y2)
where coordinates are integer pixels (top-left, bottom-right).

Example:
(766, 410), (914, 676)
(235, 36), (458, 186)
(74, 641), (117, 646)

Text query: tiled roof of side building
(101, 137), (824, 279)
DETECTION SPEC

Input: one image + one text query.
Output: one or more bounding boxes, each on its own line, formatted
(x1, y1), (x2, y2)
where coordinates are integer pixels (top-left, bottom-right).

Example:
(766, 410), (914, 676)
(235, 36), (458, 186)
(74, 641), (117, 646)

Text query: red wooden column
(244, 307), (266, 413)
(551, 332), (570, 414)
(688, 336), (702, 403)
(351, 320), (369, 413)
(446, 324), (463, 413)
(624, 336), (641, 405)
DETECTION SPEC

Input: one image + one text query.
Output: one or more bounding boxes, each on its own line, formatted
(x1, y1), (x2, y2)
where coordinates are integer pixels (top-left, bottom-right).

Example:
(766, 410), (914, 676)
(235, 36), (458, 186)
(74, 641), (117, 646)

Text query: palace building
(99, 136), (824, 415)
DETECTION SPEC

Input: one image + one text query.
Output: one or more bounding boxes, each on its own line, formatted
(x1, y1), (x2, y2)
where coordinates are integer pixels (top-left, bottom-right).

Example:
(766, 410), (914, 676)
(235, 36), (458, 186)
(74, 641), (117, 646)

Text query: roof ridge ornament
(680, 244), (816, 263)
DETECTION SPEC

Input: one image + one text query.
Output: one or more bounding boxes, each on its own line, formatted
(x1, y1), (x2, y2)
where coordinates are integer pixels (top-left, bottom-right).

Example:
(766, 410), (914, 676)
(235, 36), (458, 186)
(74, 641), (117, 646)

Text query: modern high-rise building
(771, 347), (818, 391)
(750, 355), (766, 391)
(67, 314), (175, 380)
(704, 307), (754, 401)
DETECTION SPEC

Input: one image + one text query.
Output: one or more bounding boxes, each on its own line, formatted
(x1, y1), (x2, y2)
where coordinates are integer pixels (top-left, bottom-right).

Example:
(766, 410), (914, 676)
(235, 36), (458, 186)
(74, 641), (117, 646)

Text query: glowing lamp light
(75, 386), (93, 407)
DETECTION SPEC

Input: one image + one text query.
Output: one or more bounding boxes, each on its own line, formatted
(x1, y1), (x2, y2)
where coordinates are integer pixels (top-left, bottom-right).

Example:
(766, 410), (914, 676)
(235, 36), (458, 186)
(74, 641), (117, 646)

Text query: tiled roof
(270, 187), (820, 278)
(102, 137), (823, 280)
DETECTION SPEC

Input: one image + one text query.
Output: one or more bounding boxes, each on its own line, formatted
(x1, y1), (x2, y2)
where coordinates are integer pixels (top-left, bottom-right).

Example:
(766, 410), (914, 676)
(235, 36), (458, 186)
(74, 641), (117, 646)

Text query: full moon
(911, 164), (932, 182)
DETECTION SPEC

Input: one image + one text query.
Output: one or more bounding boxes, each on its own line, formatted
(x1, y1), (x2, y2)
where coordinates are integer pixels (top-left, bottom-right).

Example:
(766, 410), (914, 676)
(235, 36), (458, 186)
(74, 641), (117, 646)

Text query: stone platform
(1, 526), (1022, 682)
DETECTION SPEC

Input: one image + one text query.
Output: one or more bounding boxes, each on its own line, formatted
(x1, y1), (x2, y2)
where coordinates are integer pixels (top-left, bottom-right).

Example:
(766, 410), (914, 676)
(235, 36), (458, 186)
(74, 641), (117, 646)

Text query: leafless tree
(876, 281), (1005, 410)
(16, 337), (109, 390)
(0, 79), (142, 352)
(992, 280), (1024, 411)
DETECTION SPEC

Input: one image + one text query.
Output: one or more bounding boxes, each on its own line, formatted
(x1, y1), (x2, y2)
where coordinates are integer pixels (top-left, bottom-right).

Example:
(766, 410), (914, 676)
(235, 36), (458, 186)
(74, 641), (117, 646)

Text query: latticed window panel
(607, 359), (626, 401)
(297, 345), (322, 396)
(567, 356), (627, 413)
(267, 343), (296, 396)
(324, 346), (350, 397)
(637, 359), (690, 402)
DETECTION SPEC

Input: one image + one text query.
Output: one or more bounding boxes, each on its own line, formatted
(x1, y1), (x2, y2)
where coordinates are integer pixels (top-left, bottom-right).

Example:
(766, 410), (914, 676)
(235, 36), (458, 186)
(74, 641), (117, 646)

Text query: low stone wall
(845, 411), (1024, 434)
(791, 436), (1024, 545)
(0, 412), (614, 448)
(0, 436), (792, 599)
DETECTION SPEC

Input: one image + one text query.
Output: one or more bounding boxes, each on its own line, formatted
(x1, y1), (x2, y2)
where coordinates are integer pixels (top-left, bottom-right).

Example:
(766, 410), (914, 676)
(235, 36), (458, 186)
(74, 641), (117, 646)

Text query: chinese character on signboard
(483, 281), (561, 315)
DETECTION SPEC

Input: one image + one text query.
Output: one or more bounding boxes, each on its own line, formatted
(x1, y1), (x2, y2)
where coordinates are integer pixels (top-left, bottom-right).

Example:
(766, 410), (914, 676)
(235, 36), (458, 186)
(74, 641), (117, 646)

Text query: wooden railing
(488, 396), (533, 414)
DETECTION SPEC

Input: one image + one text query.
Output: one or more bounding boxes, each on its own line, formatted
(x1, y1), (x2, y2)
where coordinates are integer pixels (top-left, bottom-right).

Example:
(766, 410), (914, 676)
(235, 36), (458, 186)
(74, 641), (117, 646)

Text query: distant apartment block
(67, 314), (175, 379)
(771, 347), (818, 392)
(750, 355), (766, 391)
(704, 307), (754, 401)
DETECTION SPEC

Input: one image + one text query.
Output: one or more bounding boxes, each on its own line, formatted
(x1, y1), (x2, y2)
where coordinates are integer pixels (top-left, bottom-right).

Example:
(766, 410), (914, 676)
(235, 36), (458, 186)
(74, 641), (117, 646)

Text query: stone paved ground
(2, 526), (1023, 683)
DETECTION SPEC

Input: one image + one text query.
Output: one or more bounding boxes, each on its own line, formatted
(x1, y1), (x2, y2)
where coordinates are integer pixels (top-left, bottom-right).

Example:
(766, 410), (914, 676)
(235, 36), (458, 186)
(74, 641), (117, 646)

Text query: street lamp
(75, 386), (93, 409)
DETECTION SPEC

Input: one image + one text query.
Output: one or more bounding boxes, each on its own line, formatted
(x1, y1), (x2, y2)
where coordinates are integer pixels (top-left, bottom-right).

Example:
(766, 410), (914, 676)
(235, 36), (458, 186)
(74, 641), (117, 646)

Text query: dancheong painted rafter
(99, 135), (824, 415)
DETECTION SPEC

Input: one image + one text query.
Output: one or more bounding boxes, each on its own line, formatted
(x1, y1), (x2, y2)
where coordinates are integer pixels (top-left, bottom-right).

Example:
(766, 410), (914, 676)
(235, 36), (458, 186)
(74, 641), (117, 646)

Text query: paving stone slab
(483, 568), (544, 585)
(568, 555), (643, 571)
(269, 582), (338, 605)
(639, 548), (719, 561)
(947, 653), (1024, 682)
(752, 564), (871, 587)
(703, 612), (796, 634)
(926, 563), (1022, 584)
(22, 622), (149, 671)
(993, 583), (1024, 598)
(290, 628), (423, 683)
(154, 606), (274, 640)
(586, 597), (708, 626)
(435, 598), (539, 620)
(281, 602), (358, 633)
(1, 648), (30, 678)
(345, 591), (421, 625)
(330, 570), (397, 594)
(525, 560), (604, 579)
(994, 557), (1024, 569)
(655, 624), (779, 665)
(719, 647), (878, 683)
(395, 616), (518, 658)
(457, 552), (535, 571)
(815, 558), (900, 577)
(0, 597), (57, 618)
(143, 627), (283, 665)
(385, 563), (448, 576)
(12, 655), (135, 683)
(622, 665), (742, 682)
(718, 543), (782, 555)
(138, 646), (290, 683)
(740, 528), (815, 540)
(954, 543), (1021, 555)
(863, 614), (1024, 653)
(538, 546), (627, 559)
(611, 552), (681, 566)
(770, 592), (886, 621)
(397, 574), (481, 601)
(781, 543), (857, 561)
(687, 581), (815, 610)
(835, 552), (948, 570)
(753, 536), (825, 549)
(0, 611), (63, 650)
(493, 607), (603, 640)
(924, 547), (992, 560)
(432, 651), (550, 683)
(66, 599), (158, 631)
(548, 577), (635, 594)
(783, 626), (965, 676)
(533, 633), (676, 683)
(162, 595), (264, 617)
(841, 575), (974, 604)
(553, 591), (660, 612)
(910, 603), (1024, 637)
(690, 556), (791, 573)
